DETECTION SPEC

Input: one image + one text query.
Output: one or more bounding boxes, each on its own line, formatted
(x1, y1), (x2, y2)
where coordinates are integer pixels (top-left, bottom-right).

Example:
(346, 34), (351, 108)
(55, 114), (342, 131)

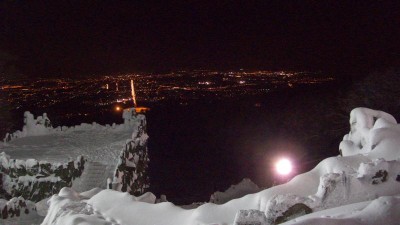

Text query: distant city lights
(0, 70), (334, 118)
(198, 81), (211, 85)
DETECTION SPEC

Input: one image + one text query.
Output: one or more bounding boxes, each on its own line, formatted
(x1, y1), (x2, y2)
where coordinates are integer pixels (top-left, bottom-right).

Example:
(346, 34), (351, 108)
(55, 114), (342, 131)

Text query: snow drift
(40, 107), (400, 225)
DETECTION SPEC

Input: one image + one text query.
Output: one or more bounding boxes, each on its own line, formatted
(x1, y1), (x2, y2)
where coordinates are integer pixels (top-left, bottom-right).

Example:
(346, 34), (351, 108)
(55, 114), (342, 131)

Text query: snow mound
(210, 178), (260, 204)
(41, 108), (400, 224)
(42, 188), (161, 225)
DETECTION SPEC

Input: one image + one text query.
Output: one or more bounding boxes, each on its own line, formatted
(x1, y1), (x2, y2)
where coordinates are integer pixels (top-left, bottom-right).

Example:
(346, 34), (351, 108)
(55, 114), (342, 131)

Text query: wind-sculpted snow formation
(0, 108), (149, 219)
(41, 107), (400, 225)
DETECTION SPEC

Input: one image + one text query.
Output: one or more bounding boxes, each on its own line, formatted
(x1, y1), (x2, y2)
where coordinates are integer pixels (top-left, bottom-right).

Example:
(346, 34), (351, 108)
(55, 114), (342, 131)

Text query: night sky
(1, 1), (400, 77)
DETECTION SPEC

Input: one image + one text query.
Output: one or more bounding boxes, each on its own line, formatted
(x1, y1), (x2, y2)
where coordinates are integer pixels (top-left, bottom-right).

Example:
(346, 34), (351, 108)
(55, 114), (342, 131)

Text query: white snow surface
(39, 107), (400, 225)
(1, 124), (132, 164)
(72, 161), (110, 192)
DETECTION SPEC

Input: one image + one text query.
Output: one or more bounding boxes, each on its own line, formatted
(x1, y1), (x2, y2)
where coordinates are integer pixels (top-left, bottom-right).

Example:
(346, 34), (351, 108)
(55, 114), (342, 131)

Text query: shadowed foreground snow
(39, 107), (400, 225)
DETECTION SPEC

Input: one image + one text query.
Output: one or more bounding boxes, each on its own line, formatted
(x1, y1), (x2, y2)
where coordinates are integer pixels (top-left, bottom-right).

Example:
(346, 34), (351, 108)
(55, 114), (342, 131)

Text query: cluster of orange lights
(114, 80), (150, 113)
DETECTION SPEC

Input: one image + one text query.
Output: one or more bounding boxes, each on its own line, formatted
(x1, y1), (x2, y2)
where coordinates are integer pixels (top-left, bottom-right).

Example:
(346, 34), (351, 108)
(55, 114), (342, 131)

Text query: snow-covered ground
(1, 114), (133, 165)
(38, 107), (400, 225)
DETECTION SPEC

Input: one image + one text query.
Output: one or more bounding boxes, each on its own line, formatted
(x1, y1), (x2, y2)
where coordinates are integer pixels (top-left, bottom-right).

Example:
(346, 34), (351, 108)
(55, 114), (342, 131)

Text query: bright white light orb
(276, 158), (292, 175)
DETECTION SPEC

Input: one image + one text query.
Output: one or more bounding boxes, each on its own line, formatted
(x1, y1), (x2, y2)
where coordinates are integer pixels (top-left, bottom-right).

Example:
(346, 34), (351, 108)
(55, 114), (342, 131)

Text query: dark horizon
(1, 1), (400, 78)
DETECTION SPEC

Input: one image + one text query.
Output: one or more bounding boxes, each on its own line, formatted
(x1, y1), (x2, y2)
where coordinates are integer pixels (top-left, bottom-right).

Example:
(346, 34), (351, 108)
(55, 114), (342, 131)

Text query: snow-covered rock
(339, 107), (400, 159)
(233, 209), (268, 225)
(264, 194), (312, 224)
(210, 178), (260, 204)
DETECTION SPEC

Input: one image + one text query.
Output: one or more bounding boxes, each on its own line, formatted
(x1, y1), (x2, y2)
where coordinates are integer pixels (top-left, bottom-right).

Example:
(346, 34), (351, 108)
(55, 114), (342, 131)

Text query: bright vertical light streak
(131, 80), (137, 107)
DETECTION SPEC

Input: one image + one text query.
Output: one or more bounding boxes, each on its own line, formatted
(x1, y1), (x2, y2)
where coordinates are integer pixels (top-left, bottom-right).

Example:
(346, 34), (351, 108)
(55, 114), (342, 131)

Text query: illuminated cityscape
(1, 70), (333, 115)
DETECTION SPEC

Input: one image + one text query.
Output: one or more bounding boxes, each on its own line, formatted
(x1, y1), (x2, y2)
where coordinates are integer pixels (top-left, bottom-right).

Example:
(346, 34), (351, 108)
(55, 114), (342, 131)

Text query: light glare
(276, 158), (292, 175)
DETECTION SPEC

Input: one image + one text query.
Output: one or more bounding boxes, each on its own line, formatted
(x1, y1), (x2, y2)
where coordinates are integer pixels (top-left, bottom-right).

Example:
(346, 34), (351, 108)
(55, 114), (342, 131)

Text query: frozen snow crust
(41, 107), (400, 225)
(0, 108), (149, 209)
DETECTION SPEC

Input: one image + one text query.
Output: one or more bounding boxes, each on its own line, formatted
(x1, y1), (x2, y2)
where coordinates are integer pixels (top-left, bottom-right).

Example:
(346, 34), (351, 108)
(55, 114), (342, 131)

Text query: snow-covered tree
(114, 109), (150, 195)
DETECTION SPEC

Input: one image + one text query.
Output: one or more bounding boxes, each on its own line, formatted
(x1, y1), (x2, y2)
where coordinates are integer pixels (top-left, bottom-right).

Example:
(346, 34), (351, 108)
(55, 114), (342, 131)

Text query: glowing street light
(275, 158), (292, 176)
(115, 106), (121, 112)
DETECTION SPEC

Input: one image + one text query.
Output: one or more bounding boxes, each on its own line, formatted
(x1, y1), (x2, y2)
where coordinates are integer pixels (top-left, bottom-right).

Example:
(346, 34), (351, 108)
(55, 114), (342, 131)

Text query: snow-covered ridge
(41, 107), (400, 225)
